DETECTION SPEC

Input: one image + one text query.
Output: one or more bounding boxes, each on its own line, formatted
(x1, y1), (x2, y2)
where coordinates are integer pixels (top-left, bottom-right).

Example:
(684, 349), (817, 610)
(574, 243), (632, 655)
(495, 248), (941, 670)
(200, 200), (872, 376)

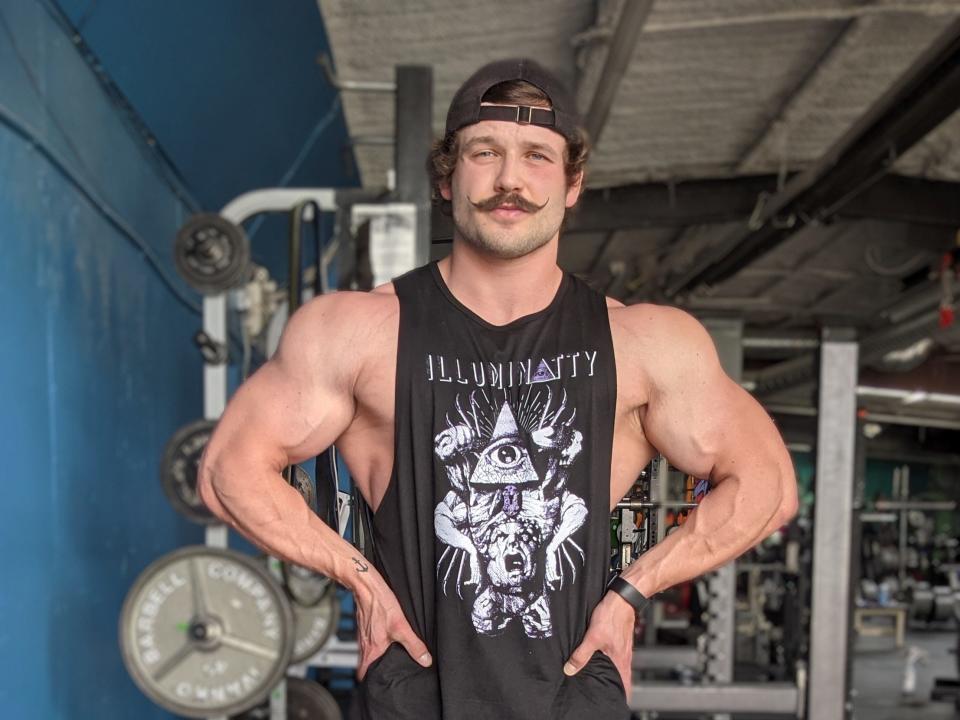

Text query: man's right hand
(354, 574), (433, 680)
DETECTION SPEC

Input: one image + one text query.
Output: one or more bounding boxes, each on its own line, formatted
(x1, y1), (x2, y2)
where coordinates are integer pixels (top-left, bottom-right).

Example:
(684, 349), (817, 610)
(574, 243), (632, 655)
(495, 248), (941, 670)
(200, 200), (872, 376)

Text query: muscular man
(198, 58), (797, 719)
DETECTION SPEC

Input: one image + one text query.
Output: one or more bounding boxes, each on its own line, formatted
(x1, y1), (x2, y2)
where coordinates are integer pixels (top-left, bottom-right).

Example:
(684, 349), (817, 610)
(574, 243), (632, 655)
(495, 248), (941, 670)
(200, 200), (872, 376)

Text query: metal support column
(702, 319), (743, 715)
(808, 328), (859, 719)
(393, 65), (433, 267)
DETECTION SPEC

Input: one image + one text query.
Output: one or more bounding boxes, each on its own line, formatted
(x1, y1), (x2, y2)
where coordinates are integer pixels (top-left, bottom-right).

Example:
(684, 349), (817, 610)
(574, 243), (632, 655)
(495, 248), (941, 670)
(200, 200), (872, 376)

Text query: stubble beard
(452, 202), (562, 260)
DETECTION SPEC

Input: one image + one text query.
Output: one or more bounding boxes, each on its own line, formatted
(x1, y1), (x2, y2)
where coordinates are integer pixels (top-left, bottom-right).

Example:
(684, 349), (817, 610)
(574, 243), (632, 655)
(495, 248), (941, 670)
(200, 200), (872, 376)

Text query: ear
(564, 170), (584, 209)
(440, 177), (452, 202)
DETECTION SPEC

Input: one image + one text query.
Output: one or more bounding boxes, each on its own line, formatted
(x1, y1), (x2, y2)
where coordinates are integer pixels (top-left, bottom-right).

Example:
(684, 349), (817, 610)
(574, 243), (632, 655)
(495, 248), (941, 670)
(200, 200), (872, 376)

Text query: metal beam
(583, 0), (655, 144)
(630, 682), (799, 714)
(665, 17), (960, 296)
(429, 174), (960, 241)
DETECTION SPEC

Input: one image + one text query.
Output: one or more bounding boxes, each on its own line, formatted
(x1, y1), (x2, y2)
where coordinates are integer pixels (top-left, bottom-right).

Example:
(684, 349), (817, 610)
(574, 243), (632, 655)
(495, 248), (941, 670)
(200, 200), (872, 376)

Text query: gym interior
(2, 1), (960, 719)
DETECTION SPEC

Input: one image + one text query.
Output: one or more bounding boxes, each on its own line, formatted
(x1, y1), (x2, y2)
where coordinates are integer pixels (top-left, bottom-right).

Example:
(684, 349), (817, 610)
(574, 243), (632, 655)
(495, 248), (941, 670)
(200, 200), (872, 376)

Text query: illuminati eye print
(432, 381), (589, 639)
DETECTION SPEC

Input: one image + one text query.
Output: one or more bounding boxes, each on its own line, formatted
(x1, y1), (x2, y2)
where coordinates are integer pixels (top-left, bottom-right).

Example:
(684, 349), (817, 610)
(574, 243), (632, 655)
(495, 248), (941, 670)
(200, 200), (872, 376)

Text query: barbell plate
(174, 213), (251, 294)
(160, 419), (217, 525)
(282, 561), (334, 607)
(289, 465), (316, 513)
(119, 546), (295, 719)
(291, 588), (340, 664)
(232, 677), (343, 720)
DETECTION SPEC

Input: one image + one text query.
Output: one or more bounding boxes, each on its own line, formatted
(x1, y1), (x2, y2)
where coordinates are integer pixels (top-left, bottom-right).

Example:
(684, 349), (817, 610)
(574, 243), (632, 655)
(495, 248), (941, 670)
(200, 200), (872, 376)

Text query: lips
(490, 205), (528, 220)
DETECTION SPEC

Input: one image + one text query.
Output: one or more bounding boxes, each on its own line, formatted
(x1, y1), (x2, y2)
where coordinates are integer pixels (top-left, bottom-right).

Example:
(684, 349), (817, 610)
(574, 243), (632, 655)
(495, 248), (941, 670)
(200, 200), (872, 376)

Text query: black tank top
(355, 263), (628, 720)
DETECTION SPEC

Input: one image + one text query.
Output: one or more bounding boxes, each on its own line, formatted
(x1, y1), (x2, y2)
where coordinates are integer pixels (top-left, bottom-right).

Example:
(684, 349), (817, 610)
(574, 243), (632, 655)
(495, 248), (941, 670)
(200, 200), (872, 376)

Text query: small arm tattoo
(353, 557), (369, 573)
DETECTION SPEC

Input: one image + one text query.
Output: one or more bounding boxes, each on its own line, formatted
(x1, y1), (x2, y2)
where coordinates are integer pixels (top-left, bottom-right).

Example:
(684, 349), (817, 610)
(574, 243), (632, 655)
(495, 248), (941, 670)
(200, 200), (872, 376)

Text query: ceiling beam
(583, 0), (655, 145)
(430, 174), (960, 242)
(750, 309), (942, 397)
(663, 17), (960, 297)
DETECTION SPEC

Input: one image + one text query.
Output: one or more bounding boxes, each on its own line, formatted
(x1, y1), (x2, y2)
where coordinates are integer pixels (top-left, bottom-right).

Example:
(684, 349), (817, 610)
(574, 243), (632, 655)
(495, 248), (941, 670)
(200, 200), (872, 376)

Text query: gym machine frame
(628, 324), (860, 718)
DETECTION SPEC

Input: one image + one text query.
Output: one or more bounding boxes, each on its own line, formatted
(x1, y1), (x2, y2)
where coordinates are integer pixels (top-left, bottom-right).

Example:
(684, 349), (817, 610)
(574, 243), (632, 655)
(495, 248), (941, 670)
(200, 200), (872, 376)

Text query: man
(198, 58), (797, 719)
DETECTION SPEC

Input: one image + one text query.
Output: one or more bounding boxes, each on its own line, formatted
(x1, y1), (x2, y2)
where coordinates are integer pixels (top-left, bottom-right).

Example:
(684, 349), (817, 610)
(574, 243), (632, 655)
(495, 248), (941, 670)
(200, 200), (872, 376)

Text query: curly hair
(428, 80), (590, 215)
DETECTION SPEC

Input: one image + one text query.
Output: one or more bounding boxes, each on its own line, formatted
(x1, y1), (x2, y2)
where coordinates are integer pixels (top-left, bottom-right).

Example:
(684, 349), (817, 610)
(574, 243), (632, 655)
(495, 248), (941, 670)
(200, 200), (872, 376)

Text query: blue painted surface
(55, 0), (358, 280)
(0, 1), (354, 717)
(56, 0), (357, 211)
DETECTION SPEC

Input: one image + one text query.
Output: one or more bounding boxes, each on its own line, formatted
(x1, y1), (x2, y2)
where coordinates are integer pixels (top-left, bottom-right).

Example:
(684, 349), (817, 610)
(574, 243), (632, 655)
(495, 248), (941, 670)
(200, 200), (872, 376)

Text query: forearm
(621, 468), (794, 597)
(199, 458), (385, 598)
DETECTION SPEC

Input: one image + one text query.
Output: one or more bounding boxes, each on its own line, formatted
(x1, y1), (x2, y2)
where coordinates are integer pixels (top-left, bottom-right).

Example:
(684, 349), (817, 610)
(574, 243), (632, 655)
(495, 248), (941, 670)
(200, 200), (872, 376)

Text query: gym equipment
(232, 677), (343, 719)
(286, 465), (316, 513)
(193, 329), (228, 365)
(290, 587), (340, 664)
(282, 561), (333, 607)
(119, 546), (295, 718)
(175, 213), (251, 294)
(160, 419), (217, 524)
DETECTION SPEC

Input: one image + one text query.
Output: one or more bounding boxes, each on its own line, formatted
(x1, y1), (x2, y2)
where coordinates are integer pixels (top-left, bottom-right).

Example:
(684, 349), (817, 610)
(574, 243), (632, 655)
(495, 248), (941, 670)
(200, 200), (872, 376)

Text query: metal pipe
(644, 4), (960, 34)
(630, 682), (799, 714)
(876, 499), (956, 511)
(316, 53), (395, 93)
(856, 386), (960, 406)
(743, 334), (820, 351)
(881, 282), (942, 323)
(615, 500), (698, 510)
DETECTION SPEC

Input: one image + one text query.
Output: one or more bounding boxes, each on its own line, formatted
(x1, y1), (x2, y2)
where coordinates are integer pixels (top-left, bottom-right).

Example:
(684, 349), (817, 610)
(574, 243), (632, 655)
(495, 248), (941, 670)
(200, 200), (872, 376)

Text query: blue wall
(0, 3), (205, 717)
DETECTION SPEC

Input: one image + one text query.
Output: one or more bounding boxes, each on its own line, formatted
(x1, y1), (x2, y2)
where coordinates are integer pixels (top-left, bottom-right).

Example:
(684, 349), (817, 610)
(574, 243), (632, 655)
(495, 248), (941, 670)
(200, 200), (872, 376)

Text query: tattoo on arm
(353, 557), (369, 573)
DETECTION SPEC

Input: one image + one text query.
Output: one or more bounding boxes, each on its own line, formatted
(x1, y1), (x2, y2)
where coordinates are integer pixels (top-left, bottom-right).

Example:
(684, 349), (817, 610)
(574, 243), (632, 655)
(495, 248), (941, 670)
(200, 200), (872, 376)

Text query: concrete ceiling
(318, 0), (960, 187)
(319, 0), (960, 416)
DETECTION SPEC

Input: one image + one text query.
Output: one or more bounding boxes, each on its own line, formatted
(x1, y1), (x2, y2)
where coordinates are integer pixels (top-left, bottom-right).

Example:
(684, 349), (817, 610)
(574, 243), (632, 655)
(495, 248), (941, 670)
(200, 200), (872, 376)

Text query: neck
(438, 237), (563, 326)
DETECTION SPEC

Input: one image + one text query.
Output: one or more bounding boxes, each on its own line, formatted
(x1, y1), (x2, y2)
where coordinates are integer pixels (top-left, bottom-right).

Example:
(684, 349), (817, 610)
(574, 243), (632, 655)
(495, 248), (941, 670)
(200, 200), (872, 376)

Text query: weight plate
(282, 561), (334, 607)
(119, 546), (295, 719)
(291, 588), (340, 664)
(160, 419), (217, 524)
(289, 465), (316, 512)
(232, 677), (343, 720)
(175, 213), (251, 294)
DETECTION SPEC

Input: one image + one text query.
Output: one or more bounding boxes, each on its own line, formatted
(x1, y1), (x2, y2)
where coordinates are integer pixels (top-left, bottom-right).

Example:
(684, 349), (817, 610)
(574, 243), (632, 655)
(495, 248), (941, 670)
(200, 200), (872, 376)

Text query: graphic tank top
(355, 263), (629, 720)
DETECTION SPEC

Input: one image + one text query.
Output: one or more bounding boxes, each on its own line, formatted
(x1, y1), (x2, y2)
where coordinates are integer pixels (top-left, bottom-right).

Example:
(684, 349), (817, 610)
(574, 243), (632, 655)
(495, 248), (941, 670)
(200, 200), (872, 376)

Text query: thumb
(395, 624), (432, 668)
(563, 637), (597, 676)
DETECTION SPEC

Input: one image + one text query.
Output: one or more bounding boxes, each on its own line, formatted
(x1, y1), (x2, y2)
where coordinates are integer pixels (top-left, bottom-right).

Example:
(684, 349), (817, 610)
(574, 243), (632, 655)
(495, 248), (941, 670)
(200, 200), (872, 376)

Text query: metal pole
(393, 65), (433, 268)
(808, 328), (859, 719)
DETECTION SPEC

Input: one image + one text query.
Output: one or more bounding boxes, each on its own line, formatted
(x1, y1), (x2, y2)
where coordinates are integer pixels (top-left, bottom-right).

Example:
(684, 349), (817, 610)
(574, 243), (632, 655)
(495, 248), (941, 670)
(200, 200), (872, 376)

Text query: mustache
(469, 192), (548, 213)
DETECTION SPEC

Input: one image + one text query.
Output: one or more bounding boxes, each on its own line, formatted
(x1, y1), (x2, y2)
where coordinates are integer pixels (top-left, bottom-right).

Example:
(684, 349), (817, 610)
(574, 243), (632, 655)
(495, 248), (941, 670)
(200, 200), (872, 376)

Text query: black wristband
(606, 576), (650, 612)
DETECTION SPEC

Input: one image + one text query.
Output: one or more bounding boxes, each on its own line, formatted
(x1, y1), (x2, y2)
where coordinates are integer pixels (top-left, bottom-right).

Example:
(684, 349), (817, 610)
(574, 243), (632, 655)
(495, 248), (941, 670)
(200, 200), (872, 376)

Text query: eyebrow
(462, 136), (560, 159)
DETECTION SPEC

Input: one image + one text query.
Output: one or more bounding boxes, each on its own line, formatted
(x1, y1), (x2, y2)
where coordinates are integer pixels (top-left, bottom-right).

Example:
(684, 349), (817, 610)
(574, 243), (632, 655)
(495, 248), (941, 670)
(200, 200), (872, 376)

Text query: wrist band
(607, 576), (650, 612)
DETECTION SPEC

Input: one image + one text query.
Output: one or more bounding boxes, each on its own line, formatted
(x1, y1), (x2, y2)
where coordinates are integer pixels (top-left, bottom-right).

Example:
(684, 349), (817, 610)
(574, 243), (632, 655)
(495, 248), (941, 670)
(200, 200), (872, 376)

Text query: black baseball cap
(444, 58), (581, 143)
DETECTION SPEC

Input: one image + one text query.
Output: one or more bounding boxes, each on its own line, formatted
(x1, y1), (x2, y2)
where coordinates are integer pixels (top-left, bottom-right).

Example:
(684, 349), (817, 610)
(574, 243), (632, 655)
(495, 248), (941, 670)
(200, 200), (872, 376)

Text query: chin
(463, 228), (557, 260)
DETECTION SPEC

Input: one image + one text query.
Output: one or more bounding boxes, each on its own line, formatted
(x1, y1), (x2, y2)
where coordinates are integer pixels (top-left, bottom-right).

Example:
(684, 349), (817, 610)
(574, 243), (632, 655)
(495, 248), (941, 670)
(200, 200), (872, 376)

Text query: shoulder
(275, 289), (399, 383)
(609, 302), (711, 345)
(608, 303), (720, 388)
(283, 289), (397, 341)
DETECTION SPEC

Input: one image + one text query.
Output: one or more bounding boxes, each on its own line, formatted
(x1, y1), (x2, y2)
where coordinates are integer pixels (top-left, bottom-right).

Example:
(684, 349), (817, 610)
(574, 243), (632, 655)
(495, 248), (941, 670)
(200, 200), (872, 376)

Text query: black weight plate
(232, 678), (342, 720)
(160, 419), (217, 524)
(289, 465), (316, 512)
(290, 588), (340, 664)
(175, 213), (251, 294)
(119, 546), (295, 719)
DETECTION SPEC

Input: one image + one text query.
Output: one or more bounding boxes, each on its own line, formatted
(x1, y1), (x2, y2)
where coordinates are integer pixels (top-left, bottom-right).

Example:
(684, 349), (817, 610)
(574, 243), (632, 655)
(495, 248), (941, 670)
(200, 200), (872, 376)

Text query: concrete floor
(852, 627), (958, 719)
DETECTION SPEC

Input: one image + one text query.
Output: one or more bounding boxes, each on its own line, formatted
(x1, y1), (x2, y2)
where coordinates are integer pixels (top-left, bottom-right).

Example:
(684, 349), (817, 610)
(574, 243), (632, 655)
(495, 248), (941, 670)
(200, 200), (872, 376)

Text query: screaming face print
(433, 387), (588, 638)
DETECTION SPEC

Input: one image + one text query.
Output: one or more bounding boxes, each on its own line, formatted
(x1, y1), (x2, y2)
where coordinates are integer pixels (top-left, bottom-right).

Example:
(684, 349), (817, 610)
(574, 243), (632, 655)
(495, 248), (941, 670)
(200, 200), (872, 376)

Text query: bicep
(206, 298), (358, 471)
(638, 317), (787, 483)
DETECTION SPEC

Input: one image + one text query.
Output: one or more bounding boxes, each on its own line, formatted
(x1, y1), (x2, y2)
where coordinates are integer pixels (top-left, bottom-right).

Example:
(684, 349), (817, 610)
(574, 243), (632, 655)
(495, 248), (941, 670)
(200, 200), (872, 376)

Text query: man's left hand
(563, 591), (636, 698)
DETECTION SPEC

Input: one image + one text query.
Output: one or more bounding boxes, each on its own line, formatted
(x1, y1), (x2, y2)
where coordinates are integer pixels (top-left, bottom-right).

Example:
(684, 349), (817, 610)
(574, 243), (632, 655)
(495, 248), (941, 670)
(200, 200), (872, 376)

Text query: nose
(494, 153), (524, 195)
